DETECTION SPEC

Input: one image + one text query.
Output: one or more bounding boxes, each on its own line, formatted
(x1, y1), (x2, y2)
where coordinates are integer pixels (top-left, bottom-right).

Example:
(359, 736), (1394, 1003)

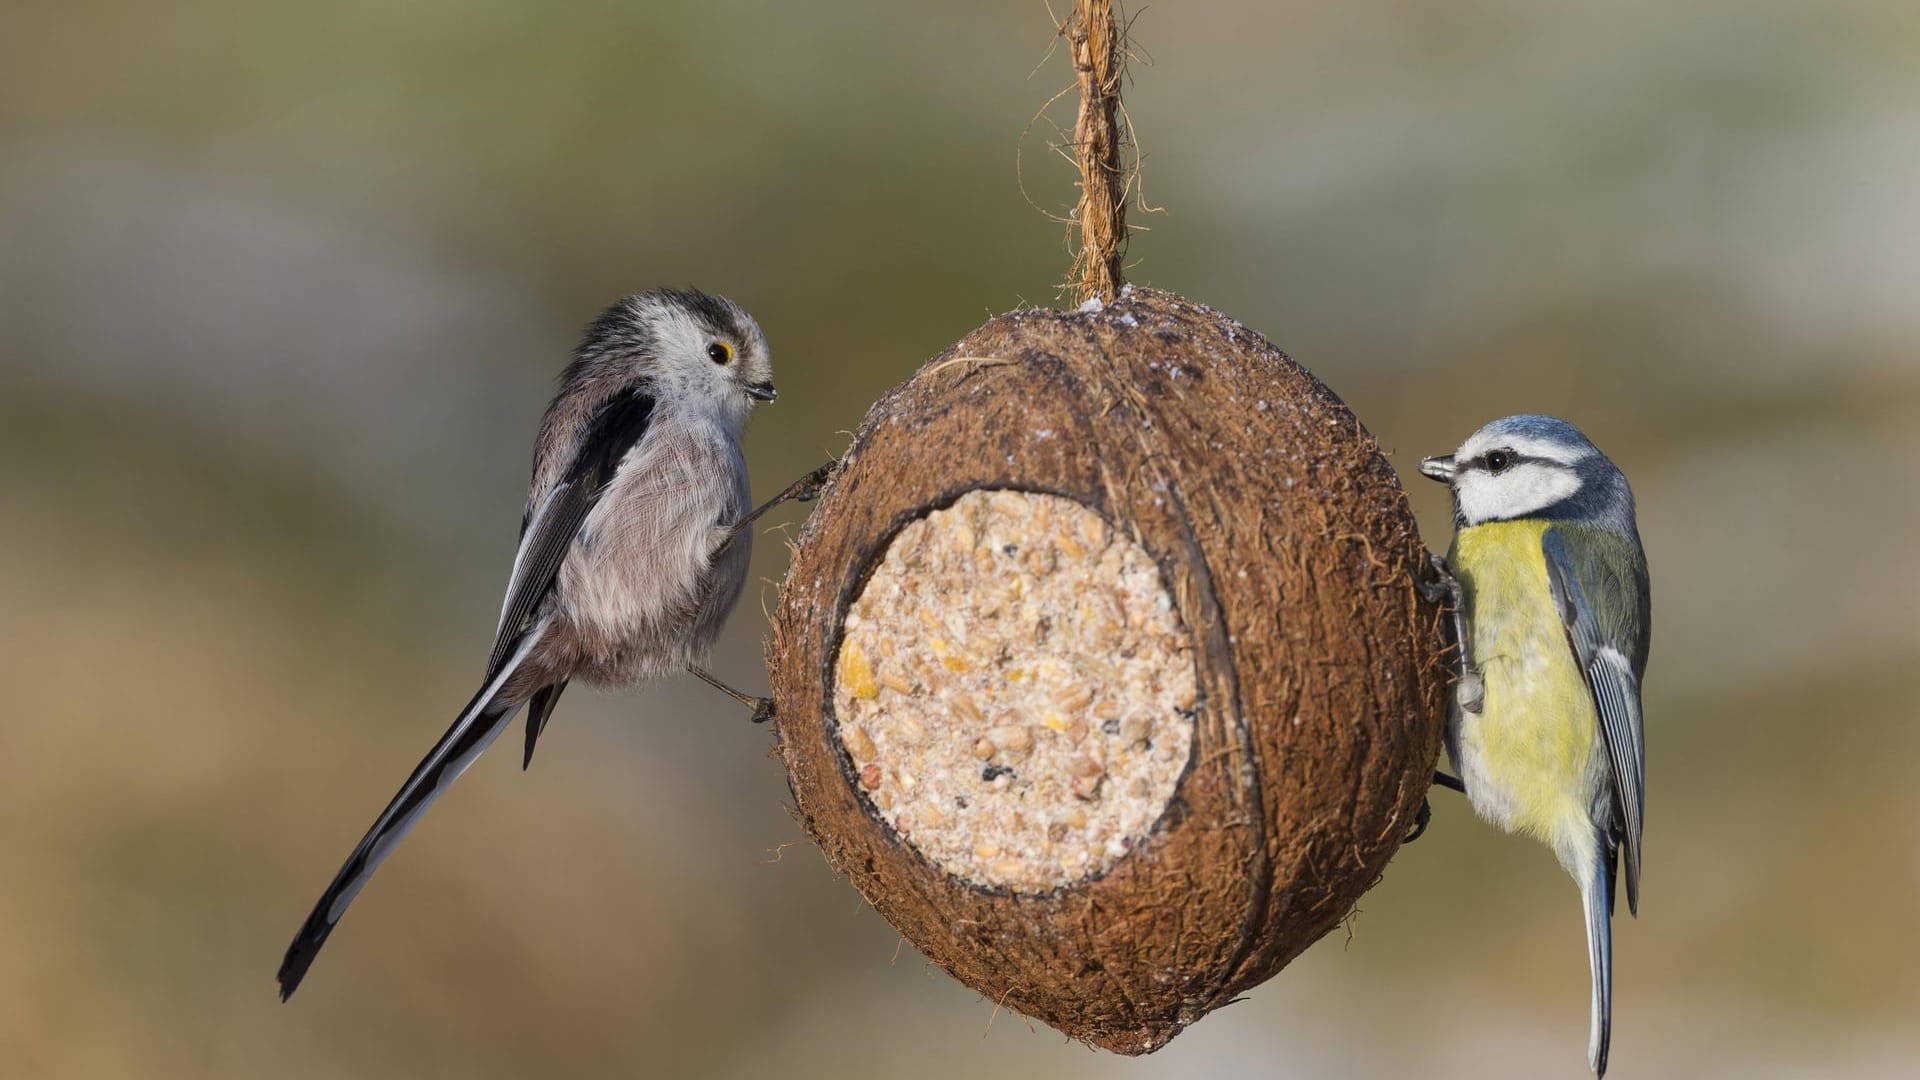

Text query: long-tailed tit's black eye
(707, 342), (733, 365)
(1485, 449), (1514, 474)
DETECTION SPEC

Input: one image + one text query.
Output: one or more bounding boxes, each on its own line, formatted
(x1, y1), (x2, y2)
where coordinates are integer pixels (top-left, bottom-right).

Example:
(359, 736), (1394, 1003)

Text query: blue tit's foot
(749, 698), (776, 725)
(1415, 550), (1454, 604)
(1405, 800), (1432, 843)
(1418, 551), (1484, 713)
(1403, 797), (1434, 843)
(1408, 772), (1467, 841)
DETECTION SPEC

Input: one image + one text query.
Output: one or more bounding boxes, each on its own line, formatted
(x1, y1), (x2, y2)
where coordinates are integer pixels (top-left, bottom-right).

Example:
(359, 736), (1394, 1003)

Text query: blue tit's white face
(1420, 415), (1608, 526)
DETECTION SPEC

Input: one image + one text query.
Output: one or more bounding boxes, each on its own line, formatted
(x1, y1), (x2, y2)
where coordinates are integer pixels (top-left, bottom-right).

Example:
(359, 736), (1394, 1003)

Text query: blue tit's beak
(745, 381), (777, 402)
(1418, 454), (1457, 483)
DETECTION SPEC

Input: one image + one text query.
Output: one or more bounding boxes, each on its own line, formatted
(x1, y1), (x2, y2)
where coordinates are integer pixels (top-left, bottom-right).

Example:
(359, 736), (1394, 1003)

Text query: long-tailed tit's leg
(714, 460), (837, 554)
(688, 664), (776, 724)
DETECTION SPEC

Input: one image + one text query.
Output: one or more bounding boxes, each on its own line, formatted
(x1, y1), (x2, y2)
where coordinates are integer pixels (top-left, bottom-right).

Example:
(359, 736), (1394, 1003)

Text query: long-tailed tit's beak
(745, 381), (777, 402)
(1418, 454), (1457, 483)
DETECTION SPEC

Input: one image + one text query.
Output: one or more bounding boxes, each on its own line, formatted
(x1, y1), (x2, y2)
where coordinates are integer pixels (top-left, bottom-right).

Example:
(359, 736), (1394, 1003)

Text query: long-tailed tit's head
(575, 289), (774, 424)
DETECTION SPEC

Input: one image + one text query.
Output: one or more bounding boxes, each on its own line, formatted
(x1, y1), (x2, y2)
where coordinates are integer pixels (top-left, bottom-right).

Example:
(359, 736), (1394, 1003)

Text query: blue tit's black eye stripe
(567, 387), (657, 491)
(1468, 449), (1562, 473)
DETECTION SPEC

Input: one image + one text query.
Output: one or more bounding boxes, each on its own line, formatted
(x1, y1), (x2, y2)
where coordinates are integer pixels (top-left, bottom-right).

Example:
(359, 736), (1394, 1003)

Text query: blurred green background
(4, 1), (1916, 1077)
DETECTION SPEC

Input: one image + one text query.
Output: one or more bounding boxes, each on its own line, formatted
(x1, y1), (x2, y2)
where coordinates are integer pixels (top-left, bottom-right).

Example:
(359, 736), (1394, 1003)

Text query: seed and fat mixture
(833, 490), (1197, 893)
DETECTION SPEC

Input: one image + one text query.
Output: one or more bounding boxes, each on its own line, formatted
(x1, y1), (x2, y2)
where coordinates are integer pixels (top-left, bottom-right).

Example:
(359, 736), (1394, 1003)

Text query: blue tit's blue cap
(1479, 414), (1596, 448)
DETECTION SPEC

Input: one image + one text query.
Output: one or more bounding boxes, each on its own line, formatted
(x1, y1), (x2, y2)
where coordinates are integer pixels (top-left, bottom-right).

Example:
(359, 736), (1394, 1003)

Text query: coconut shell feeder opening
(765, 1), (1446, 1056)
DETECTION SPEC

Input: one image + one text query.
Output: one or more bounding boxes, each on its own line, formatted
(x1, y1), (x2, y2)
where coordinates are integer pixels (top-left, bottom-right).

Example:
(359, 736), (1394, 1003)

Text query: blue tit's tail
(1580, 839), (1615, 1078)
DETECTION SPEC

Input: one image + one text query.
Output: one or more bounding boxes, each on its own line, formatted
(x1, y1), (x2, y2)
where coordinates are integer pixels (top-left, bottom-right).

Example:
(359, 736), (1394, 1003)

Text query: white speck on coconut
(1077, 296), (1106, 313)
(832, 490), (1197, 893)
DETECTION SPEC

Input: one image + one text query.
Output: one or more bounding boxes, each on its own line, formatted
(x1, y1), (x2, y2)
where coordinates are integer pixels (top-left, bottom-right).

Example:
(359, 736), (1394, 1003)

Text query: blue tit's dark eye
(1485, 449), (1514, 474)
(707, 342), (733, 365)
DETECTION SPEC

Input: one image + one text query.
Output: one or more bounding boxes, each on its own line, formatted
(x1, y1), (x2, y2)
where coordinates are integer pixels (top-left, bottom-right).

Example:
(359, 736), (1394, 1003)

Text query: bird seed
(833, 489), (1197, 893)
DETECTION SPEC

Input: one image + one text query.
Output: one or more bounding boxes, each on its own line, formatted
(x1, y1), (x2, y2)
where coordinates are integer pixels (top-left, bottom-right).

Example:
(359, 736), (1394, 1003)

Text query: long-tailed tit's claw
(790, 460), (836, 503)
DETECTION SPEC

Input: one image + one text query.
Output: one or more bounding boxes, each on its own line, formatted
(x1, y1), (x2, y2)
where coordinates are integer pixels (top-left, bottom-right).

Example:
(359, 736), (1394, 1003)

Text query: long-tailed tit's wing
(277, 630), (542, 999)
(486, 387), (659, 674)
(1543, 526), (1647, 915)
(487, 478), (590, 674)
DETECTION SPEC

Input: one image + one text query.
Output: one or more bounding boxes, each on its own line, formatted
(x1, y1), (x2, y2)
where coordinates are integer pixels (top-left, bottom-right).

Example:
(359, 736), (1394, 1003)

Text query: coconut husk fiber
(769, 286), (1447, 1054)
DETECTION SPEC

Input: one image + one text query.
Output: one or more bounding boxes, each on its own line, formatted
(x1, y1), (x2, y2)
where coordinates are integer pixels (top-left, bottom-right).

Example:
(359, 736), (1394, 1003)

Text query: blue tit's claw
(1416, 550), (1454, 604)
(1403, 797), (1434, 844)
(750, 698), (776, 725)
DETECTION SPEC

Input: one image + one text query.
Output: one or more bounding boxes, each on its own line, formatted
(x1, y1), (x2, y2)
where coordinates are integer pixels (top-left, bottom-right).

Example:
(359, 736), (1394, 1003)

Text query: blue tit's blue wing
(486, 388), (657, 677)
(1542, 525), (1647, 915)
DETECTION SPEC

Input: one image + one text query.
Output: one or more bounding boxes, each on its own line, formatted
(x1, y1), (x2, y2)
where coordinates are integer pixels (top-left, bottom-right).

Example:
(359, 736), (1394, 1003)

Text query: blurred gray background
(3, 1), (1916, 1077)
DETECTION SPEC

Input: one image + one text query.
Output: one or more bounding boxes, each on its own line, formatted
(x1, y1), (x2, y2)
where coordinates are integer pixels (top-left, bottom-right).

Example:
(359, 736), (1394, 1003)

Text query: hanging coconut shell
(767, 286), (1448, 1053)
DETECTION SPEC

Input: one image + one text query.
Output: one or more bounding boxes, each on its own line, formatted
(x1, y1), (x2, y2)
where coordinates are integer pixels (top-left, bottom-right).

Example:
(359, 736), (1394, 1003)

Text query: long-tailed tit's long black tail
(276, 630), (543, 1000)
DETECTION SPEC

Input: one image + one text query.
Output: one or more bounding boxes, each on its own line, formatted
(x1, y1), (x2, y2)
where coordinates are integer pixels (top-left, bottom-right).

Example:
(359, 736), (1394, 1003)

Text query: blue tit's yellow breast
(1451, 520), (1602, 846)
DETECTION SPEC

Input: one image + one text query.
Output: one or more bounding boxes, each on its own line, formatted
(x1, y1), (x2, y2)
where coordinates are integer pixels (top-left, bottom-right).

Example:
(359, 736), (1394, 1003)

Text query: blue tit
(1419, 415), (1648, 1078)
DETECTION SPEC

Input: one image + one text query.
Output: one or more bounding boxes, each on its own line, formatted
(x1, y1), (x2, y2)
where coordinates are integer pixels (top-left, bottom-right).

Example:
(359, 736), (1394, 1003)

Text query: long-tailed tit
(277, 288), (826, 999)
